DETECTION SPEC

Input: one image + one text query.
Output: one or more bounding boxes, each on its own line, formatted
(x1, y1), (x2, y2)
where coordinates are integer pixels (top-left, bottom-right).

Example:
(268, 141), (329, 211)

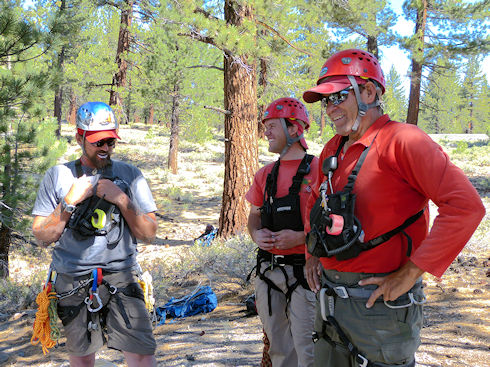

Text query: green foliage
(383, 66), (407, 122)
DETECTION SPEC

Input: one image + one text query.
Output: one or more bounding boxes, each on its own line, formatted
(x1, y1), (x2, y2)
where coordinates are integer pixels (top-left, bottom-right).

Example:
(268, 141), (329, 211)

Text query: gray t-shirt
(32, 159), (157, 277)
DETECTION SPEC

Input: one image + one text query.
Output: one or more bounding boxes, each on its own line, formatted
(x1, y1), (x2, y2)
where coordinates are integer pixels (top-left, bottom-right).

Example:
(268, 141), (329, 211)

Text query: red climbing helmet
(262, 98), (310, 129)
(303, 49), (386, 103)
(262, 98), (310, 150)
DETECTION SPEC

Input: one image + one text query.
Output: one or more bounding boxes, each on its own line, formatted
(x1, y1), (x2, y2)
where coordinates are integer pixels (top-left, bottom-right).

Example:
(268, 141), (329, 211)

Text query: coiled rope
(31, 283), (60, 354)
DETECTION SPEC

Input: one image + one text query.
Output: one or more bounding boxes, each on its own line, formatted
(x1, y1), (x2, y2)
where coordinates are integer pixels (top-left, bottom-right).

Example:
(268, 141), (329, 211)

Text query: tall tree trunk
(0, 225), (11, 278)
(53, 0), (67, 138)
(406, 0), (427, 126)
(219, 1), (258, 238)
(54, 81), (63, 137)
(148, 104), (154, 125)
(109, 0), (133, 117)
(257, 54), (268, 139)
(68, 90), (77, 125)
(168, 82), (180, 174)
(367, 35), (378, 58)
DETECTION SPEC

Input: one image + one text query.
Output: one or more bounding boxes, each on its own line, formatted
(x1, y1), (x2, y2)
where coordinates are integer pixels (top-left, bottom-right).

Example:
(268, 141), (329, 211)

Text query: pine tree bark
(68, 90), (77, 125)
(406, 0), (427, 126)
(219, 1), (259, 238)
(257, 54), (268, 139)
(168, 82), (180, 174)
(53, 0), (66, 138)
(367, 36), (378, 59)
(148, 104), (154, 125)
(0, 225), (11, 278)
(109, 0), (133, 115)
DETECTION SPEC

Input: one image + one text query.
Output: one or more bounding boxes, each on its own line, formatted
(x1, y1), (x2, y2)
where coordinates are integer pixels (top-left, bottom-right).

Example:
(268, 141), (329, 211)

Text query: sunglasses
(325, 86), (353, 106)
(91, 138), (116, 147)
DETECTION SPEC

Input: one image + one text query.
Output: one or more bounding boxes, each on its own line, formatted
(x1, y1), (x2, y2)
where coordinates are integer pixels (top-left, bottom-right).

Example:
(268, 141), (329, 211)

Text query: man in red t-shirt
(302, 49), (485, 367)
(246, 97), (319, 367)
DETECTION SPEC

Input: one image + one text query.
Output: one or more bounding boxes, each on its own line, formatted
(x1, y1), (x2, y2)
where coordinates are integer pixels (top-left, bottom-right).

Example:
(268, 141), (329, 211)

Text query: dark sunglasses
(91, 138), (116, 147)
(325, 86), (353, 106)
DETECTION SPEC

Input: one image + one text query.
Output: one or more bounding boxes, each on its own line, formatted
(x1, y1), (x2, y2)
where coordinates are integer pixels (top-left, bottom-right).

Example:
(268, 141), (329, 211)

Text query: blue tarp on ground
(155, 285), (218, 325)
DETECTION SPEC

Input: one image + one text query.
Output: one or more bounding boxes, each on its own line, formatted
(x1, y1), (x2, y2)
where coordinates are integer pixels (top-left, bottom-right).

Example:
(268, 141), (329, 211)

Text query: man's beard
(87, 151), (111, 169)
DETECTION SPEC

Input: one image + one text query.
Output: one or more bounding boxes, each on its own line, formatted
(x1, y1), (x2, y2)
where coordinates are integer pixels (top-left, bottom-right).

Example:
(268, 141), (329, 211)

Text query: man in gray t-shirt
(32, 102), (158, 367)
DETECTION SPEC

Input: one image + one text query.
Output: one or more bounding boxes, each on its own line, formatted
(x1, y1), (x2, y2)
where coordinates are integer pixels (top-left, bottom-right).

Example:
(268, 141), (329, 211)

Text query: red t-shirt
(246, 156), (319, 255)
(305, 115), (485, 278)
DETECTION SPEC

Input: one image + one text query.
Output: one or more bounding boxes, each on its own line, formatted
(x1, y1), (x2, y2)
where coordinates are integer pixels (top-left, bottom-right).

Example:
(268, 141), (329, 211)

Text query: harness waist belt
(257, 249), (306, 267)
(322, 277), (423, 301)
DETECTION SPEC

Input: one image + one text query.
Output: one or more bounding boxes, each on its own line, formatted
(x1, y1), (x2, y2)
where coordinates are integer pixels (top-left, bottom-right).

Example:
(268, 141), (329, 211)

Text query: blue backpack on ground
(155, 285), (218, 325)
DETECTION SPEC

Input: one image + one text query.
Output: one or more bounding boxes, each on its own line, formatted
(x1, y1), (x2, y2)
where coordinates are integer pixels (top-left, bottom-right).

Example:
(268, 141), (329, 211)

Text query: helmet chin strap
(81, 130), (87, 156)
(347, 75), (382, 132)
(279, 118), (304, 157)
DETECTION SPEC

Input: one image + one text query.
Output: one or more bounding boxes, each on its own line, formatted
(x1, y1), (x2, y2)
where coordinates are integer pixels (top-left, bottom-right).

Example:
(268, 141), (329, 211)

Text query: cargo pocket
(120, 290), (152, 332)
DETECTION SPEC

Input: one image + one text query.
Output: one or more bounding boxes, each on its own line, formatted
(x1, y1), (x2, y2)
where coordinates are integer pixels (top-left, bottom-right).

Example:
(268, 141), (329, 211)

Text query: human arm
(247, 205), (274, 251)
(96, 178), (157, 243)
(32, 175), (94, 246)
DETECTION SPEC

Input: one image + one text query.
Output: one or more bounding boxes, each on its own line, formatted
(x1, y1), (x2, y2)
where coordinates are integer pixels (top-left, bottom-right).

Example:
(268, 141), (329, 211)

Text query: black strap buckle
(312, 331), (319, 343)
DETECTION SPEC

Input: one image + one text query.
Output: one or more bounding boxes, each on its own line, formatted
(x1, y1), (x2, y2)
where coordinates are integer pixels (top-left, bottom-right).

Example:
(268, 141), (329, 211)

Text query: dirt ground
(0, 126), (488, 366)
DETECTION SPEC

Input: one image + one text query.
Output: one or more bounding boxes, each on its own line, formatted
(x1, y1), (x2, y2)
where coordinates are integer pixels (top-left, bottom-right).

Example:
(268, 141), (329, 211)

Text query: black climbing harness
(250, 154), (314, 316)
(56, 269), (145, 344)
(306, 124), (424, 261)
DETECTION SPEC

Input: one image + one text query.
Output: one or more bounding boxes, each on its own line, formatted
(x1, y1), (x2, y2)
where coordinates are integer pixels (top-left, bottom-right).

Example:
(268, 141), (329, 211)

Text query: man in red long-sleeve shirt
(302, 49), (485, 367)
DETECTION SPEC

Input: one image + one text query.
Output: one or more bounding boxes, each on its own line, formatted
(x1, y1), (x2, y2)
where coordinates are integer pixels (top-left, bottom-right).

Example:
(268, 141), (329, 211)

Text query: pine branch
(11, 232), (38, 247)
(187, 65), (224, 72)
(255, 19), (313, 57)
(194, 7), (220, 21)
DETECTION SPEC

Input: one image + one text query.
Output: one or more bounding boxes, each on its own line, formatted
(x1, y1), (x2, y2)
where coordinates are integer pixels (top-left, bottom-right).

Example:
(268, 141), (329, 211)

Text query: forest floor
(0, 125), (488, 366)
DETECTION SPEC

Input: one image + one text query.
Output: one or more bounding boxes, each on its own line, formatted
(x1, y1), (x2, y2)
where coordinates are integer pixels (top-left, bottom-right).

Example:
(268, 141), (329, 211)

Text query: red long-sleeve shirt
(305, 115), (485, 278)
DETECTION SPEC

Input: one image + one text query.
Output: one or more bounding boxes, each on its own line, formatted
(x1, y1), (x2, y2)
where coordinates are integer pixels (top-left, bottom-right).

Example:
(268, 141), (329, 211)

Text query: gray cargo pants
(313, 269), (424, 367)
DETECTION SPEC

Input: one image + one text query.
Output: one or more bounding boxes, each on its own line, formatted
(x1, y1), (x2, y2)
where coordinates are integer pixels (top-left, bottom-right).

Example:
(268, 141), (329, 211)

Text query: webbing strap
(255, 251), (308, 317)
(264, 154), (314, 203)
(360, 209), (425, 256)
(288, 154), (314, 195)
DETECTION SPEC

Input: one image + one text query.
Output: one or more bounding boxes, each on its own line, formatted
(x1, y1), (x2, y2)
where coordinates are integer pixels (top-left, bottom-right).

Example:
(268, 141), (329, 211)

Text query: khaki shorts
(55, 270), (156, 357)
(314, 269), (423, 367)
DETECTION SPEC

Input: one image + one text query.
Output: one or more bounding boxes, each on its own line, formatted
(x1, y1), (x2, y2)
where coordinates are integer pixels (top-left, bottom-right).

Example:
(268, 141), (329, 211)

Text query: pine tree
(0, 2), (65, 277)
(401, 0), (489, 125)
(459, 55), (489, 134)
(419, 57), (463, 133)
(383, 66), (408, 122)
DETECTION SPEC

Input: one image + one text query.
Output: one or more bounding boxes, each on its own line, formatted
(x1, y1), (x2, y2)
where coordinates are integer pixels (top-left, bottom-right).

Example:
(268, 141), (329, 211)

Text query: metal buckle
(384, 292), (427, 309)
(273, 255), (285, 266)
(357, 354), (368, 367)
(334, 286), (349, 299)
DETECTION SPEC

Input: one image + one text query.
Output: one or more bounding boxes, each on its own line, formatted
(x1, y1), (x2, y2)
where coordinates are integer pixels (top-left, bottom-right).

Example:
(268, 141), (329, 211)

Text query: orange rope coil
(31, 284), (59, 354)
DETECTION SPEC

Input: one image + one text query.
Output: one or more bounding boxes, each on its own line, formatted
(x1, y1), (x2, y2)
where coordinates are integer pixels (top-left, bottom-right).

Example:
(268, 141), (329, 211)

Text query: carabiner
(85, 292), (103, 312)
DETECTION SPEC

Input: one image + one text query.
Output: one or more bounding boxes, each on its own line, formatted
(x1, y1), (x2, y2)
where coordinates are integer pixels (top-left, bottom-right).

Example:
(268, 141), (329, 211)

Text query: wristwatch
(61, 197), (77, 214)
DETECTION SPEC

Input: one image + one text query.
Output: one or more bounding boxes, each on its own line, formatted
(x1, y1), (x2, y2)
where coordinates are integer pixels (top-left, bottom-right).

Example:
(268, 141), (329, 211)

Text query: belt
(257, 249), (306, 267)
